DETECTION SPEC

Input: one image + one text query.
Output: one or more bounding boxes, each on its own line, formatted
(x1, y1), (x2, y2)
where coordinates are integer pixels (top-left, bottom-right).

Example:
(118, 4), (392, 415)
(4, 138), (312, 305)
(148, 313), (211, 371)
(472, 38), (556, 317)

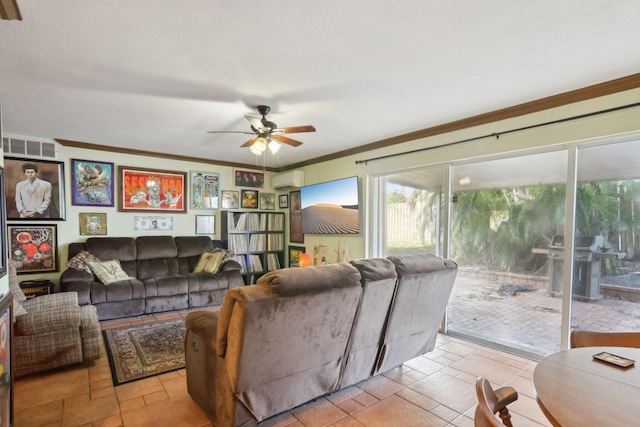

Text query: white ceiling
(1, 1), (640, 169)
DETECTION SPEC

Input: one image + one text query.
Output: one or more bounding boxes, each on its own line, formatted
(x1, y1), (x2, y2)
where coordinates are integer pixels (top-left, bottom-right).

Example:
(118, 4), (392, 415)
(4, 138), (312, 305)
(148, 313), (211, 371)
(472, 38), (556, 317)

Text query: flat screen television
(300, 176), (360, 234)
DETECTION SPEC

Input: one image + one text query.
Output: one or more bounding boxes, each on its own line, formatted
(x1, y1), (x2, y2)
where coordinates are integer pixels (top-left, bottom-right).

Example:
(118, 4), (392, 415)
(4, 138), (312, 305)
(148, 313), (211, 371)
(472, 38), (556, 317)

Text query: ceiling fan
(208, 105), (316, 155)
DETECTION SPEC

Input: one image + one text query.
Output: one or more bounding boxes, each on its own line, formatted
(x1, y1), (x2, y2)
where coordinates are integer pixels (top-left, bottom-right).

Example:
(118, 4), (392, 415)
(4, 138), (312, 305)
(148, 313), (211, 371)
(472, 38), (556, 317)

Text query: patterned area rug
(103, 318), (186, 386)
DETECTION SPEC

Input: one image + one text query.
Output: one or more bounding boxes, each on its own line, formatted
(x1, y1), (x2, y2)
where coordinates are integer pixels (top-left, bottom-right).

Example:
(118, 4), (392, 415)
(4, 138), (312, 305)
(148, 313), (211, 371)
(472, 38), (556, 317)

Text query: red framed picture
(118, 166), (186, 213)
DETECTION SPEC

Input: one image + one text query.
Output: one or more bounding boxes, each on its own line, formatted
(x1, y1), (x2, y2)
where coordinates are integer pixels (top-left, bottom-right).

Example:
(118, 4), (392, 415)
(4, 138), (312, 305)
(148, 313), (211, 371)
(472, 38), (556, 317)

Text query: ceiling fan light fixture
(268, 140), (281, 154)
(250, 137), (267, 155)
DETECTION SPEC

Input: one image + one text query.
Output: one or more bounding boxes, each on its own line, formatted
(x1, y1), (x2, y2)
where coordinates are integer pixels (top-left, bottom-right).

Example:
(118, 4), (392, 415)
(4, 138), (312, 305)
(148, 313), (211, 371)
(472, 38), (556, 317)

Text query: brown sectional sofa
(60, 235), (244, 320)
(184, 252), (458, 426)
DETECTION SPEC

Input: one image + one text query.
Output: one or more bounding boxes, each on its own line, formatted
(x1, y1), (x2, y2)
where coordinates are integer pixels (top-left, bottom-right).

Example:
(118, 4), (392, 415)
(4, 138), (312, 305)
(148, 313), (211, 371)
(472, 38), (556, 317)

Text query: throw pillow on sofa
(193, 249), (227, 274)
(86, 259), (133, 285)
(67, 250), (100, 274)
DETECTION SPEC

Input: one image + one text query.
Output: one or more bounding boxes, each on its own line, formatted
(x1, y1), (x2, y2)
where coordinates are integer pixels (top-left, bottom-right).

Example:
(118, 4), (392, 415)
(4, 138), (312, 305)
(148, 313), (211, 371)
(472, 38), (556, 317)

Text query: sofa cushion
(86, 259), (133, 285)
(175, 236), (214, 258)
(193, 249), (227, 274)
(85, 237), (136, 261)
(136, 235), (178, 260)
(66, 250), (100, 274)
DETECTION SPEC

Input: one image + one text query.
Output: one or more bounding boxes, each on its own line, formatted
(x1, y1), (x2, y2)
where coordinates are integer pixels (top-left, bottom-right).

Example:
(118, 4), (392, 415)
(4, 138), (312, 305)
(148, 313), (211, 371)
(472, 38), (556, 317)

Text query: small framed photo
(190, 170), (220, 210)
(9, 224), (58, 274)
(279, 194), (288, 209)
(79, 213), (107, 235)
(241, 190), (259, 209)
(196, 215), (216, 235)
(71, 159), (115, 207)
(289, 246), (306, 268)
(221, 190), (239, 209)
(133, 215), (174, 231)
(234, 168), (264, 189)
(260, 193), (275, 210)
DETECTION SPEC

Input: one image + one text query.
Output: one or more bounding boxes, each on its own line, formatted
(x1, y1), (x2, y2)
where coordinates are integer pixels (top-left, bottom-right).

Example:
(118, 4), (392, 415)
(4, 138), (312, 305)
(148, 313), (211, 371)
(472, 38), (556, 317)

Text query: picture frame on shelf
(70, 158), (115, 207)
(195, 215), (216, 235)
(190, 170), (220, 210)
(260, 192), (275, 210)
(288, 246), (306, 268)
(234, 168), (264, 189)
(118, 166), (186, 213)
(289, 190), (304, 243)
(4, 157), (66, 220)
(79, 213), (107, 235)
(9, 224), (58, 274)
(133, 215), (174, 231)
(278, 194), (288, 209)
(221, 190), (239, 209)
(240, 190), (259, 209)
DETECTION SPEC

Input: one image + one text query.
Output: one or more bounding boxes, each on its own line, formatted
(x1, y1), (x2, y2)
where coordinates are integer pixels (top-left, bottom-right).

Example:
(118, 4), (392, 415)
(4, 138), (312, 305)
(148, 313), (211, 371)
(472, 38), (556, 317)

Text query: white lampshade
(250, 137), (267, 155)
(268, 140), (281, 154)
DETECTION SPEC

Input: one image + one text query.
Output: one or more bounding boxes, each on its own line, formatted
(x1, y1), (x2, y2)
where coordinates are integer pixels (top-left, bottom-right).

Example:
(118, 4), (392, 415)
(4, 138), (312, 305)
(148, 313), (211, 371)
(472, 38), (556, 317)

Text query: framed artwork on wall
(4, 157), (66, 220)
(234, 168), (264, 189)
(118, 166), (186, 213)
(79, 213), (107, 235)
(133, 215), (174, 231)
(8, 224), (58, 274)
(196, 215), (216, 235)
(70, 159), (115, 207)
(221, 190), (239, 209)
(289, 190), (304, 243)
(260, 192), (275, 210)
(190, 170), (220, 210)
(240, 190), (259, 209)
(279, 194), (288, 209)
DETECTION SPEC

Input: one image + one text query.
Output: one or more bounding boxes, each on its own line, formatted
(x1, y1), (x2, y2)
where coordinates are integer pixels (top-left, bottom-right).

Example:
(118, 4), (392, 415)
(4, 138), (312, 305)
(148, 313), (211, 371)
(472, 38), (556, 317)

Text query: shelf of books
(222, 210), (285, 284)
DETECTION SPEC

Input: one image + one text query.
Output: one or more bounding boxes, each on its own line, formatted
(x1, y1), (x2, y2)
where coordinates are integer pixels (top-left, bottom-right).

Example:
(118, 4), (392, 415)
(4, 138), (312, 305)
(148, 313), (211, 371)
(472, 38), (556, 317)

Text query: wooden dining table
(533, 346), (640, 426)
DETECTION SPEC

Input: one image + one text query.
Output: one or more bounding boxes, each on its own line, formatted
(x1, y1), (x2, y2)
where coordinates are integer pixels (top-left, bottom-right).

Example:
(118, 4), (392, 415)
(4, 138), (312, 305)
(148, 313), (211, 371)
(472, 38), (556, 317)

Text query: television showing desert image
(301, 176), (360, 234)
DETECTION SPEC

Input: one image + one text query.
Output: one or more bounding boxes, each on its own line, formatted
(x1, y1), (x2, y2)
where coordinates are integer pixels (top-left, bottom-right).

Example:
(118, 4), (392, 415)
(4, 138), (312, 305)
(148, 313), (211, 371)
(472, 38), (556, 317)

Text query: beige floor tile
(449, 354), (523, 385)
(289, 397), (348, 427)
(160, 374), (189, 398)
(15, 369), (90, 410)
(120, 395), (209, 427)
(14, 399), (63, 427)
(115, 376), (164, 402)
(357, 374), (404, 399)
(351, 394), (448, 427)
(62, 395), (120, 427)
(409, 371), (477, 414)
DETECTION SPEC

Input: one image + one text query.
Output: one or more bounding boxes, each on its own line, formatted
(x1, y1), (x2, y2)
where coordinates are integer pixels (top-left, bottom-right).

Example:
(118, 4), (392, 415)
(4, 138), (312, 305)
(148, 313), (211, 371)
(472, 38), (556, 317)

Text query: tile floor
(14, 308), (553, 427)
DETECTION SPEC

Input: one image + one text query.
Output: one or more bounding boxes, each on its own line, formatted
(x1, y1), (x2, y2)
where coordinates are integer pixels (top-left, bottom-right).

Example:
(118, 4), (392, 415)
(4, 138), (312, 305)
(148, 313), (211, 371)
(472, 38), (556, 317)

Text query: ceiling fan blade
(276, 125), (316, 134)
(207, 131), (255, 134)
(245, 115), (266, 132)
(272, 134), (303, 147)
(240, 136), (259, 148)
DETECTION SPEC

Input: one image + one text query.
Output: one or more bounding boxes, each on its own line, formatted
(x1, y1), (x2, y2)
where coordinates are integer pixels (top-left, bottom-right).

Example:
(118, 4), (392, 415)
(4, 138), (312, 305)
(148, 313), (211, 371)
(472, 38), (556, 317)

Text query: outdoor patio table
(533, 346), (640, 426)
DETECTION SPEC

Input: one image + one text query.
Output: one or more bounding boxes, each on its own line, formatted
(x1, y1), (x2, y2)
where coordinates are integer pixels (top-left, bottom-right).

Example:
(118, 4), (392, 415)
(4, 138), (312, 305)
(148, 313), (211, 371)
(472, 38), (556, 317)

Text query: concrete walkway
(447, 273), (640, 356)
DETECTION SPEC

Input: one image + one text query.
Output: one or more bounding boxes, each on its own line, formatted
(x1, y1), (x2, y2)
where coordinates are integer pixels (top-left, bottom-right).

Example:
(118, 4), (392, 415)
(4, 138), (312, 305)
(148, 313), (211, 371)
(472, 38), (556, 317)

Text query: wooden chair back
(570, 330), (640, 348)
(474, 377), (518, 427)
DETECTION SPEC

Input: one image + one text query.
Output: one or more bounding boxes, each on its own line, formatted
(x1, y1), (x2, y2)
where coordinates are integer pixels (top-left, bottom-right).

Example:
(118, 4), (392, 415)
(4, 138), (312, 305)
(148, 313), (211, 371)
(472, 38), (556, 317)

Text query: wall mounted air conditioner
(2, 136), (58, 160)
(273, 170), (304, 190)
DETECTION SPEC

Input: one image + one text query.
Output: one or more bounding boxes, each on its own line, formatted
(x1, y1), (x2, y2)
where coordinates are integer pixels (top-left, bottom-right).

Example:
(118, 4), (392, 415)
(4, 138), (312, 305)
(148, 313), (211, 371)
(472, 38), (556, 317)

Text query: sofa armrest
(22, 292), (79, 311)
(15, 305), (82, 335)
(185, 310), (219, 346)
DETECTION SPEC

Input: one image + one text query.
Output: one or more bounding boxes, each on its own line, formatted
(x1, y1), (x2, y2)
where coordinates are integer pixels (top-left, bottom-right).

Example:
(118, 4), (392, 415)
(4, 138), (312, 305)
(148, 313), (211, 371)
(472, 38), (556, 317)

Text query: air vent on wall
(2, 137), (58, 159)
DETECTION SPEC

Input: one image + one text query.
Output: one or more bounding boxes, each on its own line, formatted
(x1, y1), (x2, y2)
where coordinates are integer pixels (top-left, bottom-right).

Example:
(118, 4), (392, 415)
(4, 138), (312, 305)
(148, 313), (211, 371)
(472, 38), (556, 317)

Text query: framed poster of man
(4, 157), (66, 220)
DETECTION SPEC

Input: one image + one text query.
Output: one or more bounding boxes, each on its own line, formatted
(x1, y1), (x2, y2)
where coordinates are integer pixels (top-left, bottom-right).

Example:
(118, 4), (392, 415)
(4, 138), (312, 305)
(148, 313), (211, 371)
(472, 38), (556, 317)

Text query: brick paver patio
(447, 273), (640, 357)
